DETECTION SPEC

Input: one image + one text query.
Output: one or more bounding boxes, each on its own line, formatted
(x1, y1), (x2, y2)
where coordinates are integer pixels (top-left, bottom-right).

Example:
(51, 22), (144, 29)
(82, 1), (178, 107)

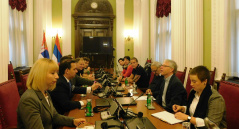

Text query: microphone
(123, 93), (144, 118)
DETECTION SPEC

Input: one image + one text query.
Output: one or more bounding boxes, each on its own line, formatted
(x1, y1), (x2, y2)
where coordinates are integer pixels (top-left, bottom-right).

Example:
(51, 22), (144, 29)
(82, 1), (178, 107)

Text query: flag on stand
(52, 33), (62, 64)
(38, 31), (50, 59)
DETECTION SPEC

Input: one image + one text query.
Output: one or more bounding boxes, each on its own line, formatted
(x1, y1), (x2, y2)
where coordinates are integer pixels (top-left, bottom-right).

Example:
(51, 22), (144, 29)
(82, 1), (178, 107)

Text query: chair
(0, 105), (4, 129)
(19, 74), (28, 94)
(8, 62), (24, 93)
(175, 67), (187, 84)
(149, 72), (154, 85)
(185, 68), (192, 98)
(0, 79), (20, 128)
(219, 81), (239, 129)
(209, 67), (216, 86)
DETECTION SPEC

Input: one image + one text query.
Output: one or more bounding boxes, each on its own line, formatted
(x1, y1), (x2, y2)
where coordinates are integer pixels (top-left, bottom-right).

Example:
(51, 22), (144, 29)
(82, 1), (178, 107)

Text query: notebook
(151, 111), (184, 124)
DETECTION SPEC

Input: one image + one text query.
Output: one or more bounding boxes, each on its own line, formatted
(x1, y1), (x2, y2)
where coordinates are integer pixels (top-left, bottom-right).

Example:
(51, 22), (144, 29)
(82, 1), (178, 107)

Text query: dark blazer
(148, 75), (164, 98)
(156, 74), (187, 112)
(49, 75), (87, 115)
(17, 89), (74, 129)
(72, 74), (93, 86)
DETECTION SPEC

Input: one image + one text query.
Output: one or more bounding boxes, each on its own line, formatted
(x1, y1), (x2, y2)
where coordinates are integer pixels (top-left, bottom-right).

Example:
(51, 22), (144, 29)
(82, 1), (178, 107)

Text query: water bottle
(85, 99), (93, 116)
(125, 77), (129, 86)
(147, 94), (152, 107)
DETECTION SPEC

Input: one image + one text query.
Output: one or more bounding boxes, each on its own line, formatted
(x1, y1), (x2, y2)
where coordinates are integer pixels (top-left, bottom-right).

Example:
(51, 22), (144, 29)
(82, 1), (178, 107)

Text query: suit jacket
(156, 74), (187, 112)
(148, 75), (164, 98)
(71, 74), (93, 86)
(49, 75), (87, 115)
(17, 89), (74, 129)
(189, 88), (227, 129)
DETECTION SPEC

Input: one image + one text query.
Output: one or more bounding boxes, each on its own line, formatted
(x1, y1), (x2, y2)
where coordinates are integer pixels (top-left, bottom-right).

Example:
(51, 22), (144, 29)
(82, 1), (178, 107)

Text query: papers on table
(132, 95), (156, 100)
(76, 125), (94, 129)
(151, 111), (184, 124)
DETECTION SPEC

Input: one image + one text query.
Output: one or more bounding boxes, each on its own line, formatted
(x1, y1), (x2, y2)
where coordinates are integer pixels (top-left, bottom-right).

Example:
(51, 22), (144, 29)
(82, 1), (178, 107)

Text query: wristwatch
(187, 116), (191, 122)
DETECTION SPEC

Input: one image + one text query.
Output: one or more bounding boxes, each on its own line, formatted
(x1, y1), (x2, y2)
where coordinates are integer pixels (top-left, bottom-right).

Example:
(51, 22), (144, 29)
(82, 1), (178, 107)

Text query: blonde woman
(17, 58), (86, 129)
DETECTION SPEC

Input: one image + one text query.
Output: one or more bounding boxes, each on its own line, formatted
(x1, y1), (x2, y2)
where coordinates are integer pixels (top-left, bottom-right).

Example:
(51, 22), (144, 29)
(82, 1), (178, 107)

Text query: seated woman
(173, 66), (227, 129)
(17, 58), (86, 129)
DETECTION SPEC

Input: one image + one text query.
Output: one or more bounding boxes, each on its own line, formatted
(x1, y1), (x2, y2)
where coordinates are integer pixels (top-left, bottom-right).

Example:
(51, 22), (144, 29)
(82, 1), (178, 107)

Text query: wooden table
(62, 88), (182, 129)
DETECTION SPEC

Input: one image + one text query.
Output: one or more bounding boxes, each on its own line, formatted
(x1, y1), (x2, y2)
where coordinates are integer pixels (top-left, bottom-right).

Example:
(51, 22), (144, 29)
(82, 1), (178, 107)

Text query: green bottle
(147, 94), (152, 107)
(125, 77), (129, 86)
(85, 99), (93, 116)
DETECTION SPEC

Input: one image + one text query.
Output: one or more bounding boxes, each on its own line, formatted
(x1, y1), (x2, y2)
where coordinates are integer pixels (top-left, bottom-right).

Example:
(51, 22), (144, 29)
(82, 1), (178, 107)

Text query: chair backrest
(175, 67), (187, 84)
(0, 105), (4, 129)
(219, 81), (239, 129)
(149, 72), (154, 85)
(185, 68), (192, 98)
(209, 67), (216, 86)
(20, 74), (28, 92)
(8, 62), (16, 80)
(0, 79), (20, 128)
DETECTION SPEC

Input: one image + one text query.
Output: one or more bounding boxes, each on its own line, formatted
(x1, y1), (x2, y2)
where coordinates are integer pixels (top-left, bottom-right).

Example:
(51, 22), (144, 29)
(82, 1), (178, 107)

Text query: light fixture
(50, 28), (63, 38)
(124, 30), (134, 41)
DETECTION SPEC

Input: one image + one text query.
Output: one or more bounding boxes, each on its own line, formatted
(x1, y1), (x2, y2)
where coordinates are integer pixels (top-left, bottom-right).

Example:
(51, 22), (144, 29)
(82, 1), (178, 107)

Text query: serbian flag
(38, 31), (50, 59)
(52, 33), (62, 64)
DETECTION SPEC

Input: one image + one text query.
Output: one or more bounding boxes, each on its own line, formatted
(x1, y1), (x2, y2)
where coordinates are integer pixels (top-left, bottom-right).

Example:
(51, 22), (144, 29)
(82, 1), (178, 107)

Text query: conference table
(61, 87), (182, 129)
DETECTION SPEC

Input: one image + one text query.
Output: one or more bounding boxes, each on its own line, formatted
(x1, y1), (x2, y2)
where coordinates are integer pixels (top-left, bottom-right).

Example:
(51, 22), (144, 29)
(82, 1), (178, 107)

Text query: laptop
(98, 86), (110, 98)
(95, 97), (137, 107)
(112, 86), (125, 92)
(125, 117), (156, 129)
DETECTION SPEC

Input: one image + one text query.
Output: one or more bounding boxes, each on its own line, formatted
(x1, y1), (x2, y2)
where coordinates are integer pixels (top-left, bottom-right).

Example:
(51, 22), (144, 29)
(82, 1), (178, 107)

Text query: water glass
(182, 122), (190, 129)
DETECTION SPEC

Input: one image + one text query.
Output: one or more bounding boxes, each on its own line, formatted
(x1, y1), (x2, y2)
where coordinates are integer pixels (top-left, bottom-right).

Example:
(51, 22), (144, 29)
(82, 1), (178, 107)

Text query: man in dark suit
(146, 61), (164, 98)
(155, 59), (187, 113)
(50, 59), (100, 114)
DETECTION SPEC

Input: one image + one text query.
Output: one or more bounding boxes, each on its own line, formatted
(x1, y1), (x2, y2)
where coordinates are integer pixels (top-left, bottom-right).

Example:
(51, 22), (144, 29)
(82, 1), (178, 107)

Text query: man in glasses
(155, 59), (187, 113)
(146, 62), (164, 98)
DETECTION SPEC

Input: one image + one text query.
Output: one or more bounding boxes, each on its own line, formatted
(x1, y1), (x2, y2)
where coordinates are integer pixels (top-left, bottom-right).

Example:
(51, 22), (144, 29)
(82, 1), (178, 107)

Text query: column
(0, 0), (9, 82)
(62, 0), (71, 56)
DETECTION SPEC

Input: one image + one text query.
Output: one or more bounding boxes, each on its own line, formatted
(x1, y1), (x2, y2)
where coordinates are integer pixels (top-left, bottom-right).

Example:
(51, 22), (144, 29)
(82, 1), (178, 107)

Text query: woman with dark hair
(173, 66), (227, 129)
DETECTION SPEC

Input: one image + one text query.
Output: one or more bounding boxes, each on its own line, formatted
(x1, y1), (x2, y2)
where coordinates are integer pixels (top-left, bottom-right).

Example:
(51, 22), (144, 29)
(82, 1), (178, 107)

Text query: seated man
(76, 58), (94, 80)
(50, 59), (100, 114)
(146, 61), (164, 98)
(118, 58), (125, 74)
(118, 56), (133, 81)
(128, 57), (149, 91)
(83, 57), (91, 75)
(155, 59), (187, 113)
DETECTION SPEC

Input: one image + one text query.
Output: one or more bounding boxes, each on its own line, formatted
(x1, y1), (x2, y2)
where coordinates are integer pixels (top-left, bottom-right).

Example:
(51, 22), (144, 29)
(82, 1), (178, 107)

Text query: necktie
(68, 82), (72, 94)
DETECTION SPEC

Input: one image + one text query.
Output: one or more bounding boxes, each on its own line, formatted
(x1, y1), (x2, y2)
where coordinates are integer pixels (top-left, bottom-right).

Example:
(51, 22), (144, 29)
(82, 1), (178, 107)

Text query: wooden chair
(209, 67), (216, 86)
(8, 62), (23, 90)
(20, 74), (29, 94)
(175, 67), (187, 84)
(219, 81), (239, 129)
(185, 68), (192, 98)
(149, 72), (154, 85)
(0, 105), (4, 129)
(0, 79), (20, 128)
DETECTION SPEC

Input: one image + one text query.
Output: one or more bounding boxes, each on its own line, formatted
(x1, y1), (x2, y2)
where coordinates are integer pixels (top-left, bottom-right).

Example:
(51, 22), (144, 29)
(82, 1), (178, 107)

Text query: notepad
(151, 111), (184, 124)
(132, 96), (156, 100)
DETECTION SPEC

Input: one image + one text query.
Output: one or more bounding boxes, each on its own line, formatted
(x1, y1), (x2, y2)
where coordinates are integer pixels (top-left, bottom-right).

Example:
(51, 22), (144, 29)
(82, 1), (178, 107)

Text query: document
(132, 95), (156, 100)
(151, 111), (184, 124)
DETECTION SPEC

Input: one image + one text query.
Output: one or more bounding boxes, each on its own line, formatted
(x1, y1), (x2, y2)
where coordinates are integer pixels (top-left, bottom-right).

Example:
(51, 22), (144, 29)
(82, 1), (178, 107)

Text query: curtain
(229, 0), (239, 77)
(9, 6), (28, 68)
(155, 14), (171, 63)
